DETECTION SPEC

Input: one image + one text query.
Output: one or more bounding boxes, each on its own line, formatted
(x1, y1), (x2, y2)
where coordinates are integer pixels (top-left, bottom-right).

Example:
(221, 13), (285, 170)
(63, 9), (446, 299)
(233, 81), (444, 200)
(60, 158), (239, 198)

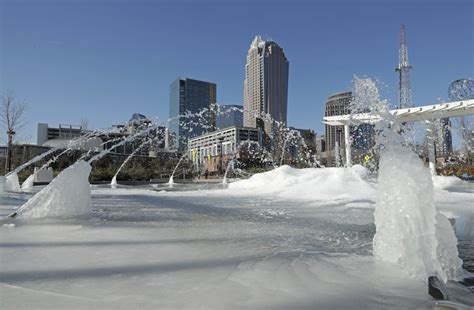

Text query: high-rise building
(434, 118), (453, 158)
(324, 92), (351, 154)
(323, 91), (373, 166)
(216, 105), (244, 129)
(243, 35), (289, 137)
(169, 78), (217, 151)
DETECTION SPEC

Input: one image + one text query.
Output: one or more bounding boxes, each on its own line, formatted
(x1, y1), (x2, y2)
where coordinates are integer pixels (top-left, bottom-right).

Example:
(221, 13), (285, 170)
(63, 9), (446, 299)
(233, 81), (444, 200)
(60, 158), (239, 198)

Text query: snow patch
(228, 165), (374, 201)
(432, 175), (467, 190)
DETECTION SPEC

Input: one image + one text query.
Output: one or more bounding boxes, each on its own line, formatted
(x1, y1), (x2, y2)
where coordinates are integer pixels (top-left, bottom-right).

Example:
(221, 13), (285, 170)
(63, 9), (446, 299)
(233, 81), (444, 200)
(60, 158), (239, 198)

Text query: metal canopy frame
(323, 99), (474, 126)
(322, 99), (474, 168)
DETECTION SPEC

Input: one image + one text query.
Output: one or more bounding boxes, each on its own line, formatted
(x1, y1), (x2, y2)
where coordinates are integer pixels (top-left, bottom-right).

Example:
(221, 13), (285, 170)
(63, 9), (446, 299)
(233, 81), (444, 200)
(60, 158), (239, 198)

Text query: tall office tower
(243, 35), (289, 137)
(169, 78), (217, 151)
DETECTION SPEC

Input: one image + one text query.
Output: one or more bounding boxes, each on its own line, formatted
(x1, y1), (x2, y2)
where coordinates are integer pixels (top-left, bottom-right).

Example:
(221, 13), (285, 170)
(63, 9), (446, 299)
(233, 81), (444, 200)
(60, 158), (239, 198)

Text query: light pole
(218, 137), (224, 176)
(5, 129), (15, 172)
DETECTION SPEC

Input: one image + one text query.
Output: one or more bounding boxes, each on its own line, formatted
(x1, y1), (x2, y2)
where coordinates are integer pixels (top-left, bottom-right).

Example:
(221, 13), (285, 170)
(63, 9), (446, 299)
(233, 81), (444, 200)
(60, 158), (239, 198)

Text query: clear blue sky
(1, 0), (473, 143)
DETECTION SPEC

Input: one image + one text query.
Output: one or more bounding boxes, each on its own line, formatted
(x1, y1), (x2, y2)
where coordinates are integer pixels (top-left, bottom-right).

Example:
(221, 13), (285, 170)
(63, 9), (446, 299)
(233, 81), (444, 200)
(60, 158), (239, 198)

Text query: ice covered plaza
(0, 165), (473, 309)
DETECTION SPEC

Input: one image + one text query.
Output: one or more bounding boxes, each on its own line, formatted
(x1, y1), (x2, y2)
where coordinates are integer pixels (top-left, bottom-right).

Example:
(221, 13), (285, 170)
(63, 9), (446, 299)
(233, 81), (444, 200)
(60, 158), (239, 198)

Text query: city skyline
(1, 0), (473, 144)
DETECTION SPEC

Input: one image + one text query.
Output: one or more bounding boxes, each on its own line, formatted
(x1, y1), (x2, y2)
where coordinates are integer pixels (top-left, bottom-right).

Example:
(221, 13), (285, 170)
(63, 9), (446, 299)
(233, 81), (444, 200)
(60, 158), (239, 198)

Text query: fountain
(11, 160), (92, 218)
(2, 148), (59, 192)
(352, 77), (463, 283)
(168, 153), (187, 187)
(21, 174), (35, 190)
(222, 158), (236, 184)
(1, 100), (473, 308)
(2, 130), (109, 193)
(111, 137), (155, 187)
(8, 124), (158, 218)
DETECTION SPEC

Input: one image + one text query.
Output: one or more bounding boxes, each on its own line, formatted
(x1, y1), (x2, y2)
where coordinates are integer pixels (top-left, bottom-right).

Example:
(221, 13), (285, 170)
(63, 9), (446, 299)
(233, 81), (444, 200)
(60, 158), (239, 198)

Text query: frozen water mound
(110, 175), (117, 188)
(432, 175), (467, 190)
(0, 176), (5, 194)
(16, 161), (92, 218)
(229, 165), (374, 201)
(373, 142), (462, 282)
(435, 213), (464, 281)
(5, 173), (21, 192)
(21, 174), (35, 190)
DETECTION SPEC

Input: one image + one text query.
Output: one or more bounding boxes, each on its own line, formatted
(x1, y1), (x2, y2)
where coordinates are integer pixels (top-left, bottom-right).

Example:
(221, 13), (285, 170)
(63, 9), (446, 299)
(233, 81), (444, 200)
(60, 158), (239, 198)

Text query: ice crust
(1, 184), (472, 309)
(17, 160), (92, 218)
(0, 175), (5, 194)
(229, 164), (375, 201)
(21, 174), (35, 190)
(0, 175), (473, 308)
(5, 173), (21, 192)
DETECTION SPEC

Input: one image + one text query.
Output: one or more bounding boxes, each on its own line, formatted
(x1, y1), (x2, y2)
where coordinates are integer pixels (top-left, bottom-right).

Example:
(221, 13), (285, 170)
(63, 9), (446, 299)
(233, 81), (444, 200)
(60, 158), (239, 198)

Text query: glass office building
(169, 78), (217, 151)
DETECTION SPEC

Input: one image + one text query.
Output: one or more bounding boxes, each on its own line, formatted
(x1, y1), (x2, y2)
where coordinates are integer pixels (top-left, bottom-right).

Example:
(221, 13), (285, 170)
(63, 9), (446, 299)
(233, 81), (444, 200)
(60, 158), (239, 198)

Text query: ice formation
(21, 174), (35, 190)
(16, 160), (92, 218)
(0, 175), (5, 194)
(111, 175), (118, 188)
(5, 173), (21, 192)
(111, 137), (153, 187)
(229, 164), (374, 201)
(373, 136), (462, 282)
(432, 175), (467, 190)
(352, 77), (462, 282)
(169, 154), (187, 185)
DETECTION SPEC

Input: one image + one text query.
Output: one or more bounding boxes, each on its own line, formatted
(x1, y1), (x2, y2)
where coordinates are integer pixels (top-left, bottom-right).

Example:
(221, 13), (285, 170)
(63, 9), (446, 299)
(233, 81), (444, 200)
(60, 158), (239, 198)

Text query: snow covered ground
(1, 167), (473, 309)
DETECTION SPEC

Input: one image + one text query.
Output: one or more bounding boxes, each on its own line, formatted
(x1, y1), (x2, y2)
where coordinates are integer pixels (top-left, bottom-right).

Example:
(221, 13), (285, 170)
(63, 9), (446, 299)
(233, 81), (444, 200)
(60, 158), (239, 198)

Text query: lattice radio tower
(395, 24), (413, 109)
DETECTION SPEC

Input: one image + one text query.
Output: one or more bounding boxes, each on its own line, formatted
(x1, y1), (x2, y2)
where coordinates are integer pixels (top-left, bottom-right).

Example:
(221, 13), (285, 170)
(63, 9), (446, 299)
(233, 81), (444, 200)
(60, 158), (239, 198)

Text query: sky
(1, 0), (473, 144)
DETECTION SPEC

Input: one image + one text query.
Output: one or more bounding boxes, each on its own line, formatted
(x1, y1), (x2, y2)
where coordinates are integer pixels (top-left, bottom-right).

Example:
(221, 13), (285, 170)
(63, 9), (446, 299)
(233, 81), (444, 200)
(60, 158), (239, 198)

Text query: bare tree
(453, 116), (473, 163)
(1, 92), (27, 172)
(80, 117), (89, 132)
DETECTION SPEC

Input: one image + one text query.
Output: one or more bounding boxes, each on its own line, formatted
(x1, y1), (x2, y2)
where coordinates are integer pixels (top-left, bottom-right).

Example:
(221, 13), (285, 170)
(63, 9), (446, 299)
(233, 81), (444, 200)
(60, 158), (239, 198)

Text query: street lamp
(5, 129), (16, 172)
(218, 137), (224, 176)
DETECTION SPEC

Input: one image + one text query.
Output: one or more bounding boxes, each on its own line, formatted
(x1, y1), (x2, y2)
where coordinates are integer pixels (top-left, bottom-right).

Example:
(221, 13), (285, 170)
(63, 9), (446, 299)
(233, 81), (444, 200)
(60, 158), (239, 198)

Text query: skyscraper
(243, 35), (289, 137)
(324, 91), (373, 166)
(169, 78), (217, 151)
(434, 118), (453, 158)
(325, 92), (351, 159)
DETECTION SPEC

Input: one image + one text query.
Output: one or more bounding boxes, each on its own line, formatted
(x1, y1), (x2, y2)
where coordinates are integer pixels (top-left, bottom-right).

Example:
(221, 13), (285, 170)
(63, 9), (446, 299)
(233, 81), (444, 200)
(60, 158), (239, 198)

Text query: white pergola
(322, 99), (474, 167)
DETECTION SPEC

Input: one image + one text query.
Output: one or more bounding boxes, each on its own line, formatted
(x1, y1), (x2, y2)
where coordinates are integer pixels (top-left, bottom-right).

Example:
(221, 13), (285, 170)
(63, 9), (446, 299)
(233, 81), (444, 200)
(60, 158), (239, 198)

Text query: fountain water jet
(2, 130), (108, 193)
(2, 148), (59, 192)
(9, 125), (158, 218)
(222, 159), (236, 184)
(168, 153), (187, 187)
(352, 77), (462, 282)
(111, 137), (155, 187)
